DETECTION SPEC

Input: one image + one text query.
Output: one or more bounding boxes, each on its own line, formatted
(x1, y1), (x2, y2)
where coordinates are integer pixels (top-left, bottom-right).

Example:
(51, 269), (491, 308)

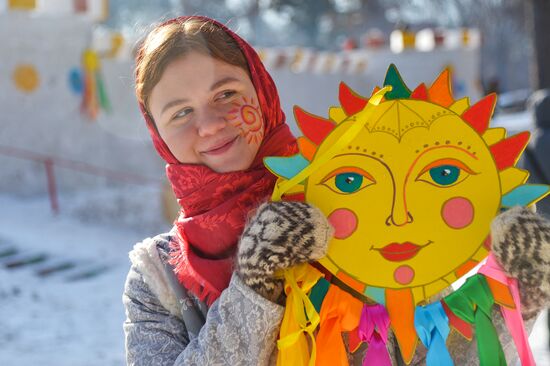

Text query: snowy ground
(0, 193), (549, 366)
(0, 193), (167, 366)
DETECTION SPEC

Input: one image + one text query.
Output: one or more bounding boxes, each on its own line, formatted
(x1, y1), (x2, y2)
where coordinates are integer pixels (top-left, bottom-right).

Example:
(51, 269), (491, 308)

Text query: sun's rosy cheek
(441, 197), (474, 229)
(328, 208), (358, 239)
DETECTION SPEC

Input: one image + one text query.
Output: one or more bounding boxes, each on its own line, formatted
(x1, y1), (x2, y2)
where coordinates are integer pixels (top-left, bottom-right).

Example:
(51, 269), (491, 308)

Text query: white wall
(0, 13), (481, 199)
(0, 14), (164, 197)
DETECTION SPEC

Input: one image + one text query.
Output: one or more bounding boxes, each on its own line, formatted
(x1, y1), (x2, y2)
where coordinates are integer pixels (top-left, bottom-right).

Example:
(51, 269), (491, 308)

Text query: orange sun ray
(428, 68), (454, 107)
(386, 289), (417, 364)
(297, 137), (317, 161)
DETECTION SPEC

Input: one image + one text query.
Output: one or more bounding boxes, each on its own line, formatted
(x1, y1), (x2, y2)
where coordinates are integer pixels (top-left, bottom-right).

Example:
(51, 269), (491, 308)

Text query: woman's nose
(196, 110), (227, 137)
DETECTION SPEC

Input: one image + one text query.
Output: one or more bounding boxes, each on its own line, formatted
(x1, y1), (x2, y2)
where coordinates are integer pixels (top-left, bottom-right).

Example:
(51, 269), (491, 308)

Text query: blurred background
(0, 0), (549, 365)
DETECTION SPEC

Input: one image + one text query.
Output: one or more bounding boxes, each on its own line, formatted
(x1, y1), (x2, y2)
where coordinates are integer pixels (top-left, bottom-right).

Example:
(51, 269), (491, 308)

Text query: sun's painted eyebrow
(210, 76), (240, 91)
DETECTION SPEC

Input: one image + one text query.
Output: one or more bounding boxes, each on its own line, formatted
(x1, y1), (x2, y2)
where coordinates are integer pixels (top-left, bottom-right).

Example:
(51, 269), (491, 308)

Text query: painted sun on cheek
(226, 96), (264, 145)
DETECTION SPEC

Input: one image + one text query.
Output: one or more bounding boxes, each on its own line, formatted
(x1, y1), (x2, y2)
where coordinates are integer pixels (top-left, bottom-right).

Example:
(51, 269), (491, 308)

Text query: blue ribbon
(414, 302), (454, 366)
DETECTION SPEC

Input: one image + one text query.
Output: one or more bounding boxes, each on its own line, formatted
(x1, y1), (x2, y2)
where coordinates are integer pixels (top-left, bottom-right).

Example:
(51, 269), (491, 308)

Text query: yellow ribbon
(277, 264), (324, 366)
(271, 86), (392, 201)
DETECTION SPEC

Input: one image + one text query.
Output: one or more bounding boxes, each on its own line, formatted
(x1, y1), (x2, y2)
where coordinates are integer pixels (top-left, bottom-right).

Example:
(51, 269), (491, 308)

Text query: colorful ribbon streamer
(316, 285), (363, 366)
(359, 303), (392, 366)
(444, 274), (506, 366)
(478, 253), (535, 366)
(414, 302), (453, 366)
(277, 263), (323, 366)
(81, 49), (111, 120)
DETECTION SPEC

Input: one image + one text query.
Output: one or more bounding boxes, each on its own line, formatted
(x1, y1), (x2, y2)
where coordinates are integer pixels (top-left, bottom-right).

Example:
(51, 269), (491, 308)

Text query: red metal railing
(0, 144), (162, 214)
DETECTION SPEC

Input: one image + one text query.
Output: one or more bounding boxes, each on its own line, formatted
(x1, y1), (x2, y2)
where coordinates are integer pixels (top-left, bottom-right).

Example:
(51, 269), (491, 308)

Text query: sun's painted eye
(417, 159), (476, 187)
(321, 167), (375, 194)
(430, 165), (460, 185)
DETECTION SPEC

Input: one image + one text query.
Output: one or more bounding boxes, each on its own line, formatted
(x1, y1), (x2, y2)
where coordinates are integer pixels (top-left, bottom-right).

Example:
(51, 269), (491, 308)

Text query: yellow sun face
(265, 65), (547, 305)
(307, 100), (501, 294)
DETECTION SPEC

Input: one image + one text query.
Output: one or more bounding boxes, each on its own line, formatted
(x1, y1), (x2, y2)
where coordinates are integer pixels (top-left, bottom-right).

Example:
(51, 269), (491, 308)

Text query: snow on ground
(0, 193), (167, 366)
(0, 193), (549, 366)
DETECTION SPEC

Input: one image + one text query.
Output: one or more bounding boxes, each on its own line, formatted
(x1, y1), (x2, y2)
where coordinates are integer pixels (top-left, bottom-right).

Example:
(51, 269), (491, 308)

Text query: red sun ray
(461, 93), (497, 134)
(410, 83), (428, 100)
(442, 300), (473, 340)
(294, 106), (336, 145)
(339, 82), (369, 115)
(489, 131), (530, 171)
(428, 68), (454, 107)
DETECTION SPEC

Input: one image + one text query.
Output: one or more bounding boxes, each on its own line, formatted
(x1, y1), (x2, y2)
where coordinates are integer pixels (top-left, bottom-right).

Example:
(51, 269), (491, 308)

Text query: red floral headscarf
(136, 16), (297, 305)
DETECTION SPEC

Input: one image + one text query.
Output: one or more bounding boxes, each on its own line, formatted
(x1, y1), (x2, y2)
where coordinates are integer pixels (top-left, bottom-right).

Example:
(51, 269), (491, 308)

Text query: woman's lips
(375, 241), (430, 262)
(202, 136), (238, 156)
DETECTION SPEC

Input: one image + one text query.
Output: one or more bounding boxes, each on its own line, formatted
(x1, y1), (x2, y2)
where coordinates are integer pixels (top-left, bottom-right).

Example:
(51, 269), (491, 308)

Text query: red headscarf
(136, 16), (297, 305)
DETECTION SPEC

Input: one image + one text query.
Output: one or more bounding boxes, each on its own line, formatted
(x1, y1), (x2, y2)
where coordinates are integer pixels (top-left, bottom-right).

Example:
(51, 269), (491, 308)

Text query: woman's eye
(321, 169), (375, 194)
(417, 164), (468, 187)
(173, 108), (192, 120)
(217, 90), (237, 101)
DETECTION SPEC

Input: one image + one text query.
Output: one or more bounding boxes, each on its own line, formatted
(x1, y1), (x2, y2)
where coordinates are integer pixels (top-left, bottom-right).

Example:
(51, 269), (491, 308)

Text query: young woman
(124, 15), (550, 365)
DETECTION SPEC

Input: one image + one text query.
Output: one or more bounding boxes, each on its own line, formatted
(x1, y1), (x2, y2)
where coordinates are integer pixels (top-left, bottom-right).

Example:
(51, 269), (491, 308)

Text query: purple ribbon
(359, 304), (392, 366)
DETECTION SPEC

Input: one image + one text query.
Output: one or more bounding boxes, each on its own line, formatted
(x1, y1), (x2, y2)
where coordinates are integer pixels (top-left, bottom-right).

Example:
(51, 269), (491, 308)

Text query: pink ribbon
(358, 304), (392, 366)
(478, 253), (536, 366)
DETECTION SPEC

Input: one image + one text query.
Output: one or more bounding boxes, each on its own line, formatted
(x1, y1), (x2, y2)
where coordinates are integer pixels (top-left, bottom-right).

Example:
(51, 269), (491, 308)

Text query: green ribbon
(444, 274), (506, 366)
(96, 71), (112, 113)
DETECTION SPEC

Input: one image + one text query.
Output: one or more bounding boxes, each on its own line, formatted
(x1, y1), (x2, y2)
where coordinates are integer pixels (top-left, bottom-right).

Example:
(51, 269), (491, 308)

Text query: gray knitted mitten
(236, 201), (333, 303)
(491, 206), (550, 317)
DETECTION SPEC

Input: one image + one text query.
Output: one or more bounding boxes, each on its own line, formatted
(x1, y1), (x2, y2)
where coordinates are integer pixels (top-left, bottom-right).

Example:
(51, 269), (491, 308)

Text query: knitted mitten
(237, 201), (333, 303)
(491, 206), (550, 317)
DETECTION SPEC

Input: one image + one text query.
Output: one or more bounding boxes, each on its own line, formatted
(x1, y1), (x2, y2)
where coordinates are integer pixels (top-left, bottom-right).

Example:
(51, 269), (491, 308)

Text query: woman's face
(148, 51), (265, 173)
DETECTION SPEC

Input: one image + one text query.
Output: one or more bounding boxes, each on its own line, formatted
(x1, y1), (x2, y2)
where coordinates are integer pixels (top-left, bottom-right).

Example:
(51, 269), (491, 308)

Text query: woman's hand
(491, 206), (550, 317)
(236, 201), (333, 304)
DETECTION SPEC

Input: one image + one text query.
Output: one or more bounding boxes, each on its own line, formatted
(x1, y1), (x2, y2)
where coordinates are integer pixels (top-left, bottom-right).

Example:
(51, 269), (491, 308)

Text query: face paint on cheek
(226, 96), (264, 145)
(441, 197), (474, 229)
(328, 208), (358, 239)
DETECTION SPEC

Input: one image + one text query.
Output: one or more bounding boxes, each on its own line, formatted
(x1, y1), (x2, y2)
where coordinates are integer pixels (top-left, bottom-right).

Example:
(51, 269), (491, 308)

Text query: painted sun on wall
(265, 64), (550, 364)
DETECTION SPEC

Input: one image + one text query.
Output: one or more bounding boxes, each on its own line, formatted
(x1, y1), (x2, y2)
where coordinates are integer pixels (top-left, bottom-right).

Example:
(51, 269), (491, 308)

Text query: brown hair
(135, 18), (249, 112)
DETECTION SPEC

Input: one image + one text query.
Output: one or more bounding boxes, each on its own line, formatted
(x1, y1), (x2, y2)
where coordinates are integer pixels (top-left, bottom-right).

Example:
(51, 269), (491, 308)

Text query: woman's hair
(135, 18), (249, 111)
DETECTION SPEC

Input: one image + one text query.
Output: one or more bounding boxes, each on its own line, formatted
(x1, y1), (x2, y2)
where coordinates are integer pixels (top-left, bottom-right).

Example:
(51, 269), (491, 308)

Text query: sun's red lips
(375, 241), (431, 262)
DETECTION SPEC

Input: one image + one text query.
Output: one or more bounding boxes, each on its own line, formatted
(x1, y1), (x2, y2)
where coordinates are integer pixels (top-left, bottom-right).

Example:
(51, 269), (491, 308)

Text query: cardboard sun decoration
(265, 65), (550, 366)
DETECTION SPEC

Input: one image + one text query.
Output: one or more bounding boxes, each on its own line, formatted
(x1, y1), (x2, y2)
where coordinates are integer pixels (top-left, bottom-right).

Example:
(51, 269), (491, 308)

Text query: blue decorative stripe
(264, 154), (310, 180)
(364, 286), (386, 305)
(501, 184), (550, 207)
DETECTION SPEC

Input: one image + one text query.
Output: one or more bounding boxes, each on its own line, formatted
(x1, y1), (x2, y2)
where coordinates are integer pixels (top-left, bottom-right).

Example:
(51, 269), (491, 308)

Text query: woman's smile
(201, 135), (239, 156)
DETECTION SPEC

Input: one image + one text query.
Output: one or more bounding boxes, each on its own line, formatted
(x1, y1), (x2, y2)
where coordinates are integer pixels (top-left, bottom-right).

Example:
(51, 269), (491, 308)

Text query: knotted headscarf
(136, 15), (297, 305)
